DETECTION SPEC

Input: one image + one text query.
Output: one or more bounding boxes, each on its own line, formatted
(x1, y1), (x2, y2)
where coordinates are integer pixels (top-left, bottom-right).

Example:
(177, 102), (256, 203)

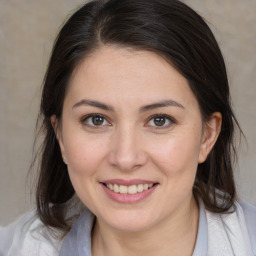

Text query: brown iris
(92, 116), (104, 126)
(154, 117), (166, 126)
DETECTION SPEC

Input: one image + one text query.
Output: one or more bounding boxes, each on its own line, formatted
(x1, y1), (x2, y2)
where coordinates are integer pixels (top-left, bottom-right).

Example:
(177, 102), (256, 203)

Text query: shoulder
(0, 210), (64, 256)
(239, 199), (256, 220)
(238, 200), (256, 250)
(203, 199), (256, 255)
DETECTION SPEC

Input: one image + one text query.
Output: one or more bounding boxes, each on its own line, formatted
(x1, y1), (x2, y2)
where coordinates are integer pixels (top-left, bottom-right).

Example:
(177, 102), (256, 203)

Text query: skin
(52, 46), (222, 255)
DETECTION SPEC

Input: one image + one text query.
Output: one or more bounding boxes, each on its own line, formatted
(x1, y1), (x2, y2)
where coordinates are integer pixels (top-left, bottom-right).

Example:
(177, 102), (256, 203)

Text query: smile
(105, 183), (154, 194)
(101, 180), (158, 203)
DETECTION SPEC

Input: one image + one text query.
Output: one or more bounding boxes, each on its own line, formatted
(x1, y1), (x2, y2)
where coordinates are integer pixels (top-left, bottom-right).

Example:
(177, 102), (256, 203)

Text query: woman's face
(54, 46), (220, 232)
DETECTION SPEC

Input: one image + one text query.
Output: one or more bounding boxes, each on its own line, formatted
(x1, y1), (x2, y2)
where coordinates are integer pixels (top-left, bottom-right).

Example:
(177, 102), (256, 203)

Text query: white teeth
(105, 183), (154, 194)
(113, 184), (119, 193)
(119, 185), (128, 194)
(143, 184), (148, 190)
(128, 185), (137, 194)
(137, 184), (144, 192)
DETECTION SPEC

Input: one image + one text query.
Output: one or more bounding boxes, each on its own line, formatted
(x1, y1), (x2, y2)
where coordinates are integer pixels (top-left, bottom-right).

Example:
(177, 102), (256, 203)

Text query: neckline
(60, 199), (208, 256)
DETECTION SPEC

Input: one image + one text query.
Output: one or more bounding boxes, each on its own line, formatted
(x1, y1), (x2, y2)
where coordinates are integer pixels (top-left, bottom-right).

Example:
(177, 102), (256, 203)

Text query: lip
(101, 179), (157, 186)
(100, 181), (159, 204)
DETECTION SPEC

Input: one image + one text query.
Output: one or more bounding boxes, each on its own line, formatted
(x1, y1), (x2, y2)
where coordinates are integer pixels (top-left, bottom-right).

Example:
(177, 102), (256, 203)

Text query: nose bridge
(108, 123), (147, 170)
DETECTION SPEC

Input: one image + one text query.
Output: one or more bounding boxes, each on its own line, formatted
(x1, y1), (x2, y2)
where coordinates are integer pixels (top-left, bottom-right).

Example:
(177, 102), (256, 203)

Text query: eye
(147, 114), (175, 128)
(82, 114), (110, 127)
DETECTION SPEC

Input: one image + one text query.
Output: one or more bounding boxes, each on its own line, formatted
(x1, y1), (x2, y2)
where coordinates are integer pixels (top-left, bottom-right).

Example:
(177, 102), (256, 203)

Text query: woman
(1, 0), (255, 255)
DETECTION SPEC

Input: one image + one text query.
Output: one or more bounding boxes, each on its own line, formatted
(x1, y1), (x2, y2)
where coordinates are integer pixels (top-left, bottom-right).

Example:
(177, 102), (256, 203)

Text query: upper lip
(100, 179), (158, 186)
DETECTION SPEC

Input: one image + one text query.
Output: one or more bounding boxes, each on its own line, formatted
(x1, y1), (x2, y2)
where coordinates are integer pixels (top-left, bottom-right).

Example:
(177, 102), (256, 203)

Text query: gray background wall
(0, 0), (255, 225)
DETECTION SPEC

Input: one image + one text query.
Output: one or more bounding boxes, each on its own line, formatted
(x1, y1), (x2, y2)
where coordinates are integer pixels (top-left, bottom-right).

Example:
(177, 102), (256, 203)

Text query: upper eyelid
(145, 114), (176, 128)
(81, 114), (111, 126)
(82, 113), (108, 120)
(146, 114), (176, 122)
(80, 113), (176, 126)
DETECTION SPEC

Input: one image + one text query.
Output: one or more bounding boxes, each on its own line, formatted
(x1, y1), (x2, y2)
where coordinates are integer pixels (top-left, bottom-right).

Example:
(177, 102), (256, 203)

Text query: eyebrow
(72, 99), (184, 112)
(72, 99), (114, 111)
(139, 99), (185, 112)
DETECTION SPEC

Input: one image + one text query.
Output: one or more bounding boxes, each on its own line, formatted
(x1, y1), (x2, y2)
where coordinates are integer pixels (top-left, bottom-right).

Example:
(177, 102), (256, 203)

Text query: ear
(50, 115), (68, 165)
(198, 112), (222, 163)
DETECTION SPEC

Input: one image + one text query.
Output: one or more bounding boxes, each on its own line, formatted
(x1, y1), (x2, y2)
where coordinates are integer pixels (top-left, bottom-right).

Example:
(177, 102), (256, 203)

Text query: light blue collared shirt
(60, 199), (256, 256)
(60, 200), (207, 256)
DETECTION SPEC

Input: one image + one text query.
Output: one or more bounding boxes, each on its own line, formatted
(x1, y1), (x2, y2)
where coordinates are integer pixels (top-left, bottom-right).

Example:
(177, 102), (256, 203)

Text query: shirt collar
(192, 198), (208, 255)
(60, 200), (207, 256)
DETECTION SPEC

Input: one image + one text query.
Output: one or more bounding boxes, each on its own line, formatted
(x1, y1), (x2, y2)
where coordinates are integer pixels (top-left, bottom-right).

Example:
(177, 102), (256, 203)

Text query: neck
(92, 195), (199, 256)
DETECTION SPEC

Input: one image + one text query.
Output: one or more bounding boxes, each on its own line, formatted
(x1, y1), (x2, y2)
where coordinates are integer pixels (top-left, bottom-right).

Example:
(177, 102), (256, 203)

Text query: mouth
(100, 180), (159, 203)
(102, 182), (158, 194)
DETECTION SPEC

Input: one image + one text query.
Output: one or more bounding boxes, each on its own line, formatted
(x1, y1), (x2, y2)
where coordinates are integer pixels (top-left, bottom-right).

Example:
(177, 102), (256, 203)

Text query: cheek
(147, 132), (202, 208)
(63, 135), (110, 209)
(148, 131), (202, 178)
(63, 133), (109, 177)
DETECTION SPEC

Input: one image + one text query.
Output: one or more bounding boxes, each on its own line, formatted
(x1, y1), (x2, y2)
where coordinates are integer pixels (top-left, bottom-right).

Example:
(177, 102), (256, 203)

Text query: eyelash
(81, 113), (110, 128)
(81, 113), (176, 129)
(146, 114), (176, 129)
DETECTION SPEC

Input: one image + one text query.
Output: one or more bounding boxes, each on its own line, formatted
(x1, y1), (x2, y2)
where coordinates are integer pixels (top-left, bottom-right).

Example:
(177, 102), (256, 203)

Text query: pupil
(92, 116), (104, 125)
(154, 117), (165, 126)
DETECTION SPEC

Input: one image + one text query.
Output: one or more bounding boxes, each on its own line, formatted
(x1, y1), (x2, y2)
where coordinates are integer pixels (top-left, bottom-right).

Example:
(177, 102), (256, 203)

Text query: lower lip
(101, 183), (158, 204)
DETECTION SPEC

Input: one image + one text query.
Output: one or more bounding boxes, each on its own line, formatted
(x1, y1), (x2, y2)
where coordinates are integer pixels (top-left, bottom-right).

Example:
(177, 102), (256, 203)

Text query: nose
(108, 126), (148, 171)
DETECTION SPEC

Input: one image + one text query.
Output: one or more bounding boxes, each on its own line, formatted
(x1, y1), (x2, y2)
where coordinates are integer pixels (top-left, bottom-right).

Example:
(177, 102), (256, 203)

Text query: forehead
(66, 46), (198, 110)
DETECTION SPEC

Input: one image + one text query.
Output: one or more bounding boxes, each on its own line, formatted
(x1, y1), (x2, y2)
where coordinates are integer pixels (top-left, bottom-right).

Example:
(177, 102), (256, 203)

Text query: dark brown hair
(35, 0), (241, 233)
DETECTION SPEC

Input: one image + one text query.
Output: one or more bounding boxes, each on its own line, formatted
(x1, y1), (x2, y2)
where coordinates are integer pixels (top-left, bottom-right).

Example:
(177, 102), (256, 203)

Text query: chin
(101, 210), (158, 233)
